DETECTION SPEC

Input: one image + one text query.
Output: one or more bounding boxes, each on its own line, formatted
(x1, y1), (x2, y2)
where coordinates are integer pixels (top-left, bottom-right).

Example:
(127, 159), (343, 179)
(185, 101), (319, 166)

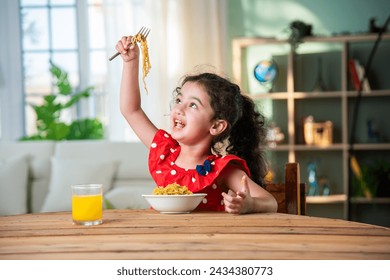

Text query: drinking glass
(71, 184), (103, 226)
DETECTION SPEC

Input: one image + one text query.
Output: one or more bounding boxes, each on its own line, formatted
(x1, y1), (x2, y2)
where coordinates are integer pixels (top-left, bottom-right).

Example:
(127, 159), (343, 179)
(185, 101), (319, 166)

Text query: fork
(108, 27), (150, 61)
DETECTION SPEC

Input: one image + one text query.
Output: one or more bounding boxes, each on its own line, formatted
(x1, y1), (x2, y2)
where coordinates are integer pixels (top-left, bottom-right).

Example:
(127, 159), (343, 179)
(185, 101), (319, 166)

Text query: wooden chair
(265, 162), (306, 215)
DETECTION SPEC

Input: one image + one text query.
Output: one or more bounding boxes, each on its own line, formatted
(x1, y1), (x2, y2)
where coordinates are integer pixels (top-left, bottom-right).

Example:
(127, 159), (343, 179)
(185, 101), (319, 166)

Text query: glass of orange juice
(71, 184), (103, 226)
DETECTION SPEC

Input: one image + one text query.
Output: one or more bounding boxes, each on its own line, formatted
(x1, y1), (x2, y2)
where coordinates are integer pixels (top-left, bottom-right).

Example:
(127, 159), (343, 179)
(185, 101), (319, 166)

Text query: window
(19, 0), (108, 137)
(1, 0), (225, 141)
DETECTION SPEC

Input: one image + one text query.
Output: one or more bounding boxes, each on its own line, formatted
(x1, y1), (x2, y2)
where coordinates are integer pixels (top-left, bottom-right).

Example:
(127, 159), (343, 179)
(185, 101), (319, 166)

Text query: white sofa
(0, 140), (155, 215)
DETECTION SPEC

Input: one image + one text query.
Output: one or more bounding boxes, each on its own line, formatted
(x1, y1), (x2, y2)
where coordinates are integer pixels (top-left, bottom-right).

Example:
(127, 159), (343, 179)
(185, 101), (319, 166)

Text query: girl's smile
(174, 119), (185, 129)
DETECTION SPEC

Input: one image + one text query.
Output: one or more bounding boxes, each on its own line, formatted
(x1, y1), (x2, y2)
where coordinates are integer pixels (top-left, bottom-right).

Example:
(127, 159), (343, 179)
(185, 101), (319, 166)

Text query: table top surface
(0, 209), (389, 260)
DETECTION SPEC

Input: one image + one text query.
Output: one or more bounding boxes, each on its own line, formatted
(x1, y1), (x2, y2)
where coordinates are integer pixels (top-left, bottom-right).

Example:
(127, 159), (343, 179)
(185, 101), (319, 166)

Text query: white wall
(226, 0), (390, 76)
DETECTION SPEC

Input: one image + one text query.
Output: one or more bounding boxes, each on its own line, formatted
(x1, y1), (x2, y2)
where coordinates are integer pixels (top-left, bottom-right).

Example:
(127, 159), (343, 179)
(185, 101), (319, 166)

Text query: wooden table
(0, 209), (389, 260)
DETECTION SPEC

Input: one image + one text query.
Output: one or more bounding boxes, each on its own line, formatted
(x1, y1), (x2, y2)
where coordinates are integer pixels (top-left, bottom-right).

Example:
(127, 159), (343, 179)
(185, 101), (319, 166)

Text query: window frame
(0, 0), (107, 141)
(0, 0), (24, 141)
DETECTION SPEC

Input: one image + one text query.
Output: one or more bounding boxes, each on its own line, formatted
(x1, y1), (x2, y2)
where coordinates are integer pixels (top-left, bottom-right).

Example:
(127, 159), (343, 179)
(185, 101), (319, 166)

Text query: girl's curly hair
(179, 72), (268, 186)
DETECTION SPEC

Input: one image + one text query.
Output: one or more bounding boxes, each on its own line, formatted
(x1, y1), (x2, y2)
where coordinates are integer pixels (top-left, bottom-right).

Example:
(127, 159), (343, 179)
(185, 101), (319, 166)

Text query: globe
(253, 60), (278, 84)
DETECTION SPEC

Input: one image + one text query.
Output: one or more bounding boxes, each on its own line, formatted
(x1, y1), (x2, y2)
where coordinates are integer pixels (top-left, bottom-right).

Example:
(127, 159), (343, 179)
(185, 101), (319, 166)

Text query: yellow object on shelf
(303, 116), (333, 146)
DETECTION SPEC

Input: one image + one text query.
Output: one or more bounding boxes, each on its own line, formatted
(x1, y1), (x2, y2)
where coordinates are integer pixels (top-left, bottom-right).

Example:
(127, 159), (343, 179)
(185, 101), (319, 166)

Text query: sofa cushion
(40, 158), (118, 213)
(106, 180), (155, 209)
(0, 141), (55, 178)
(0, 141), (55, 213)
(53, 140), (151, 179)
(0, 155), (29, 215)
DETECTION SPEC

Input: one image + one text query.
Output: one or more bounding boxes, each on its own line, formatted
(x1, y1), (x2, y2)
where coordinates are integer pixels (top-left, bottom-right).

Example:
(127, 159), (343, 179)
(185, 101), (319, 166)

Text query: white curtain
(103, 0), (227, 141)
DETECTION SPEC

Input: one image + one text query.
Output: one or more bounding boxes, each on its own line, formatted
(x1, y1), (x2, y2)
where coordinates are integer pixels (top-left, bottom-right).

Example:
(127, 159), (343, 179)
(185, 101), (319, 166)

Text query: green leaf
(104, 198), (115, 209)
(50, 61), (72, 95)
(19, 135), (44, 141)
(62, 87), (93, 109)
(67, 119), (104, 140)
(45, 122), (70, 140)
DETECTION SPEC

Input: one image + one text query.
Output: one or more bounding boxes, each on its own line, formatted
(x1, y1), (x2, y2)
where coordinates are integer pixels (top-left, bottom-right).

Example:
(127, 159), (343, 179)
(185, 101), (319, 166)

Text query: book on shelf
(348, 59), (371, 92)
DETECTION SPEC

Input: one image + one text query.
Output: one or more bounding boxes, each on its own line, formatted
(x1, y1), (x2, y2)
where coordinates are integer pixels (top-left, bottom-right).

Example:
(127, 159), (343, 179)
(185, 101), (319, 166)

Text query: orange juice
(72, 194), (102, 222)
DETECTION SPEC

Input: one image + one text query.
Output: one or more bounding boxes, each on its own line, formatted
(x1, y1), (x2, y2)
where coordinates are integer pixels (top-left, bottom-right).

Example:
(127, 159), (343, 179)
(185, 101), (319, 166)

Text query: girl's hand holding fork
(115, 36), (139, 63)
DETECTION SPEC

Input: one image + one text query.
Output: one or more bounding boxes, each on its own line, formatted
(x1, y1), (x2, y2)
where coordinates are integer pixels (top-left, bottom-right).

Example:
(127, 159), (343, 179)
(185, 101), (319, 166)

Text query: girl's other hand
(222, 175), (253, 214)
(115, 36), (139, 63)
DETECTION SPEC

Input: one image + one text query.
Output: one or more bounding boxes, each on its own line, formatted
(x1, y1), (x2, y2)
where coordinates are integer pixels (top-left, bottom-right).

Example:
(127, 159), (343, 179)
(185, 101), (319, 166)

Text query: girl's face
(170, 81), (215, 145)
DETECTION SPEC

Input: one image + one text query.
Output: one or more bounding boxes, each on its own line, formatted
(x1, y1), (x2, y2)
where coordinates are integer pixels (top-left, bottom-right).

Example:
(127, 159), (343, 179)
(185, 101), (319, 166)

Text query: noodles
(153, 183), (193, 195)
(132, 33), (151, 95)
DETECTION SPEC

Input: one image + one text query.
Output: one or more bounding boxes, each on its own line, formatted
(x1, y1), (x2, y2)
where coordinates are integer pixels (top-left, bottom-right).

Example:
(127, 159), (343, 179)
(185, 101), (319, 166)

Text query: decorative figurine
(367, 119), (381, 143)
(318, 177), (330, 196)
(266, 122), (285, 147)
(308, 161), (320, 196)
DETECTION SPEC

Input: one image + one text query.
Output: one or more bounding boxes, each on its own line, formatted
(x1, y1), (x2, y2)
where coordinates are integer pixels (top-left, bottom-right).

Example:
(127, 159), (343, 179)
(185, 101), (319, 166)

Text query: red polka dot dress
(148, 129), (251, 211)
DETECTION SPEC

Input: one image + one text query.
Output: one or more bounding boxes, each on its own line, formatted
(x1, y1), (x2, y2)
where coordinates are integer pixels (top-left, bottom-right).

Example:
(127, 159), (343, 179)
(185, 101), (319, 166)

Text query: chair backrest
(265, 162), (306, 215)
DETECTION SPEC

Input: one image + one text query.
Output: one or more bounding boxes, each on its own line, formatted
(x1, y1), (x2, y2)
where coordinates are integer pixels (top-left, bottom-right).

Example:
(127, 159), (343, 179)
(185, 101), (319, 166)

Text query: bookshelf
(232, 33), (390, 223)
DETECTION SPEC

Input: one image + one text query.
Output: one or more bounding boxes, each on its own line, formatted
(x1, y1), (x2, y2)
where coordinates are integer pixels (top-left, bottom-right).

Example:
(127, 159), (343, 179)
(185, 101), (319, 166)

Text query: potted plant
(20, 62), (104, 141)
(352, 159), (390, 198)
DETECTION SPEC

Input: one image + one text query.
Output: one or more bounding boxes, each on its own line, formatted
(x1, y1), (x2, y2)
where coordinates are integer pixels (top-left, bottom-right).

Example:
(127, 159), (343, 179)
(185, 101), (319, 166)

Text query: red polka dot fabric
(148, 129), (250, 211)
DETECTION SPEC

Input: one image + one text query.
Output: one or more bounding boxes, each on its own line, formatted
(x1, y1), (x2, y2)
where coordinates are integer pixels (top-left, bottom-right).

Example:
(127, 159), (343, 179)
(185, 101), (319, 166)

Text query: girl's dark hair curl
(180, 72), (268, 186)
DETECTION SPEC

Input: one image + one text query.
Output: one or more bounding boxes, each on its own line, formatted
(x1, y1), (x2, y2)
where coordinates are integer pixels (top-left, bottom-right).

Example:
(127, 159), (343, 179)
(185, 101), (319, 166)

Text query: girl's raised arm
(117, 36), (158, 147)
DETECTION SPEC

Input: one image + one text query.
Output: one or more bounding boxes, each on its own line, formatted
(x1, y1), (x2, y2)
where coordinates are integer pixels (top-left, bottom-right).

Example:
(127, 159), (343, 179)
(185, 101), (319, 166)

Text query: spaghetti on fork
(131, 31), (151, 95)
(109, 27), (151, 95)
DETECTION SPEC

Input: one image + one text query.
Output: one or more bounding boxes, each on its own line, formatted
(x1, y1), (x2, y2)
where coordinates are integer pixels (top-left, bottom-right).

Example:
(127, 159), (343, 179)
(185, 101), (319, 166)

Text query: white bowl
(142, 194), (207, 214)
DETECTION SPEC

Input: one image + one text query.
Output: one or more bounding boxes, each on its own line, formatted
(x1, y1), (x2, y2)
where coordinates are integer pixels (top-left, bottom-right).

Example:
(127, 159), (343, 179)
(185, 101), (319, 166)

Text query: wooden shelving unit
(306, 194), (347, 204)
(233, 33), (390, 221)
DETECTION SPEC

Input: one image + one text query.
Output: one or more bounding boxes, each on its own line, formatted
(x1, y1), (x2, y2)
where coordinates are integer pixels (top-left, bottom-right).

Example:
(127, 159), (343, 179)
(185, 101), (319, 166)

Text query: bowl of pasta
(142, 183), (207, 214)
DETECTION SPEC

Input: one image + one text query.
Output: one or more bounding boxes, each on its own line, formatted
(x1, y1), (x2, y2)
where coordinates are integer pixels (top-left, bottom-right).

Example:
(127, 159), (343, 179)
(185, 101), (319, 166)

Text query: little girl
(116, 35), (277, 214)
